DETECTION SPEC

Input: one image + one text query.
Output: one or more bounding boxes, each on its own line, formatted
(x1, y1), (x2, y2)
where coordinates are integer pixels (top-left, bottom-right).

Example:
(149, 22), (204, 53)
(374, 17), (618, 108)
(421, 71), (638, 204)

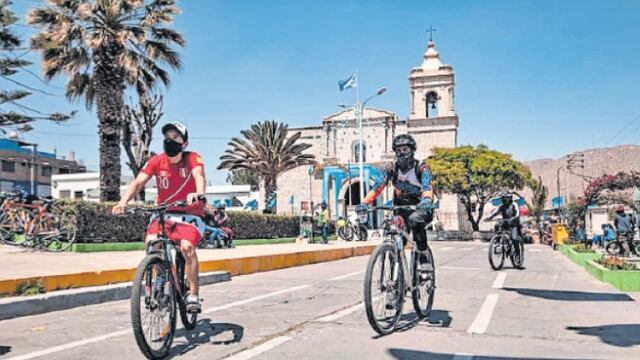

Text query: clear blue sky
(9, 0), (640, 183)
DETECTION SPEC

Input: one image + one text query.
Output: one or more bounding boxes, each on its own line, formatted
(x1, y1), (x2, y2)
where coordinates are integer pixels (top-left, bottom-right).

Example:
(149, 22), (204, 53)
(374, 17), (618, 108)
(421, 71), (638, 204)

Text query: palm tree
(0, 0), (73, 128)
(28, 0), (184, 201)
(218, 120), (315, 213)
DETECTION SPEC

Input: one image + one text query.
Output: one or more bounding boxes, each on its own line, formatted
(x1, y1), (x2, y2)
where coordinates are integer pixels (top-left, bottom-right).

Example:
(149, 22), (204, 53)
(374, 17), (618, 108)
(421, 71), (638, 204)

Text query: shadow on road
(167, 319), (244, 358)
(567, 324), (640, 347)
(0, 346), (11, 356)
(502, 287), (634, 302)
(387, 348), (595, 360)
(372, 310), (452, 339)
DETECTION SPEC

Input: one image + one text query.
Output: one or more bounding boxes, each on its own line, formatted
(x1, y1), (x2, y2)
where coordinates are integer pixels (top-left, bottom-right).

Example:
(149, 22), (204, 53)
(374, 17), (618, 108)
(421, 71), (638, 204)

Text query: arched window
(425, 91), (438, 118)
(352, 141), (367, 163)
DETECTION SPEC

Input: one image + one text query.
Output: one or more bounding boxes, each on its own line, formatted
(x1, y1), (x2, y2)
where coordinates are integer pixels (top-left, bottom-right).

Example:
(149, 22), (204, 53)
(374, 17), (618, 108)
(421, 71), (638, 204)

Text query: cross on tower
(426, 26), (437, 41)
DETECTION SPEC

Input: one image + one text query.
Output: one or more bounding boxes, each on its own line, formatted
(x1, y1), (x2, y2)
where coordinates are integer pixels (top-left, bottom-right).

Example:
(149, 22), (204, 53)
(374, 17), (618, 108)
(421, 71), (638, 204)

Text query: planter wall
(584, 260), (640, 292)
(566, 248), (603, 268)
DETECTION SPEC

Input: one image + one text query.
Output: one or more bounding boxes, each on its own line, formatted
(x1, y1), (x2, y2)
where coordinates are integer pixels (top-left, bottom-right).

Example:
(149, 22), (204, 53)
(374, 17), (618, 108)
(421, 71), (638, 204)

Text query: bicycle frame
(380, 212), (419, 294)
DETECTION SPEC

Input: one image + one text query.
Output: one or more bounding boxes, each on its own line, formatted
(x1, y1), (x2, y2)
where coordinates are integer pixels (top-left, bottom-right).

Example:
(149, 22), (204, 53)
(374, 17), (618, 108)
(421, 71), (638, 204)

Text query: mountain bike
(337, 215), (367, 242)
(363, 205), (436, 335)
(128, 200), (202, 359)
(487, 219), (524, 270)
(605, 233), (640, 257)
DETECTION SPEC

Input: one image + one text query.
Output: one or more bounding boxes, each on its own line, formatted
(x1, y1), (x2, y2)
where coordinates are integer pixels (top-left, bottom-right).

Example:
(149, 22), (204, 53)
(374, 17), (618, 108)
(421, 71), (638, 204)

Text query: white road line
(467, 293), (499, 335)
(316, 303), (364, 322)
(460, 247), (473, 251)
(529, 249), (542, 252)
(7, 284), (311, 360)
(439, 266), (482, 271)
(226, 336), (292, 360)
(4, 330), (131, 360)
(492, 272), (507, 289)
(327, 270), (364, 281)
(204, 284), (311, 313)
(453, 353), (474, 360)
(439, 246), (454, 251)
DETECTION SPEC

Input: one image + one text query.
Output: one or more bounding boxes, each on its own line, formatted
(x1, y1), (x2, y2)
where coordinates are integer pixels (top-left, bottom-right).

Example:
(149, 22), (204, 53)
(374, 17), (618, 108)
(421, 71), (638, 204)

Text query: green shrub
(571, 244), (595, 253)
(51, 200), (302, 243)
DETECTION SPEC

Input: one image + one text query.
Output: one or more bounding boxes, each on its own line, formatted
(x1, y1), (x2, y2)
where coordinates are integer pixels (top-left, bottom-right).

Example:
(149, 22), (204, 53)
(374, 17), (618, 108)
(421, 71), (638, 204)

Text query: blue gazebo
(321, 164), (385, 218)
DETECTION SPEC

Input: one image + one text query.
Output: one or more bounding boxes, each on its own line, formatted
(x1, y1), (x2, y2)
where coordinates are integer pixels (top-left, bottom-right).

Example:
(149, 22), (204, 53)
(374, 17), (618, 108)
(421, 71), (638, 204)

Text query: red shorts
(146, 219), (202, 247)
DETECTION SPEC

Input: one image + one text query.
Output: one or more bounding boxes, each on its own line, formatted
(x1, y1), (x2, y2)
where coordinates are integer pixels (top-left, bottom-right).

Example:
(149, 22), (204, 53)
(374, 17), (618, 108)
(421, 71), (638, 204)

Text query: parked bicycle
(0, 193), (76, 251)
(337, 210), (368, 242)
(128, 200), (200, 359)
(363, 204), (435, 335)
(487, 218), (524, 270)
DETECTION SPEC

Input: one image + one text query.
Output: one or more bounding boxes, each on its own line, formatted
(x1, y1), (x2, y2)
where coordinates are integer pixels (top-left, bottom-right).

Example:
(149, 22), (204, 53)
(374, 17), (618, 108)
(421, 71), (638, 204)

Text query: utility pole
(566, 152), (586, 198)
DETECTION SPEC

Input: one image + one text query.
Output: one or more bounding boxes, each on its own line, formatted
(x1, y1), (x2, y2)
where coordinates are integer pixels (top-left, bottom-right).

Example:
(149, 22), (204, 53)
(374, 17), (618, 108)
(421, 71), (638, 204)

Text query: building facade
(0, 138), (85, 196)
(274, 39), (468, 230)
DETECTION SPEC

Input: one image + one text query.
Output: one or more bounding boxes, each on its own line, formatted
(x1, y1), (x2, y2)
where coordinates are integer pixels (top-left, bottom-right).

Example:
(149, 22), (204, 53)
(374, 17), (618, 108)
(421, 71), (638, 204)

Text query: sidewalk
(0, 239), (379, 296)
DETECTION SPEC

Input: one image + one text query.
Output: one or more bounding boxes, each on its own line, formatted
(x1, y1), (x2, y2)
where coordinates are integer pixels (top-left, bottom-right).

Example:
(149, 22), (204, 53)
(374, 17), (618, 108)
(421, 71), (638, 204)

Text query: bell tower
(409, 34), (457, 121)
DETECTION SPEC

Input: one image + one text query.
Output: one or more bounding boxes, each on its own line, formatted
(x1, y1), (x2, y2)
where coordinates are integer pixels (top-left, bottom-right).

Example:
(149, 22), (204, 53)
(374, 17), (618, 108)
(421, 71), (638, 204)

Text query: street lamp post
(340, 87), (387, 204)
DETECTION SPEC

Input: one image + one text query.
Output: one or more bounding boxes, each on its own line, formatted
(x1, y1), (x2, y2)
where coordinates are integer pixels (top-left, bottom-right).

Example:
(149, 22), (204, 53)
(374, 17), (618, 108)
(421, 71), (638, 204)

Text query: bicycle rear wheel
(488, 235), (505, 270)
(131, 254), (177, 360)
(176, 253), (198, 330)
(364, 242), (403, 335)
(412, 246), (435, 319)
(0, 208), (32, 246)
(341, 223), (355, 241)
(510, 240), (525, 269)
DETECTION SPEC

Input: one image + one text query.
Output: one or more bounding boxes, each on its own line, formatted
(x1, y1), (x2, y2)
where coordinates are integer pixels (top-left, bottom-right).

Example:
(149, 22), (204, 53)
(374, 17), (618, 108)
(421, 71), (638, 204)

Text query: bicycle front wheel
(488, 235), (505, 270)
(131, 254), (177, 360)
(412, 246), (435, 319)
(510, 240), (525, 269)
(605, 241), (621, 256)
(364, 242), (403, 335)
(35, 214), (76, 252)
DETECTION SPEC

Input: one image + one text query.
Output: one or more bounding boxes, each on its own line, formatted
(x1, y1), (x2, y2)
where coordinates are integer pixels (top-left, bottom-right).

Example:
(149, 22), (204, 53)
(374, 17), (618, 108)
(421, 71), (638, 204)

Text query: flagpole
(355, 67), (365, 204)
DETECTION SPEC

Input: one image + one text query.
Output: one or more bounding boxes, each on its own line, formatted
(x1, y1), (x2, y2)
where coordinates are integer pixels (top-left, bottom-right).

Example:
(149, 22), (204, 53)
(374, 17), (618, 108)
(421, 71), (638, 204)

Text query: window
(42, 166), (52, 177)
(425, 91), (438, 118)
(73, 191), (84, 200)
(2, 160), (15, 173)
(59, 190), (71, 199)
(59, 168), (70, 174)
(352, 142), (367, 163)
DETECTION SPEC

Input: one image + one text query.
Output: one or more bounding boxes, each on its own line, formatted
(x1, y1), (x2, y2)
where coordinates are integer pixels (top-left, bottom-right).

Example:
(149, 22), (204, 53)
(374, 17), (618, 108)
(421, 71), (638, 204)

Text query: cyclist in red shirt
(113, 121), (206, 313)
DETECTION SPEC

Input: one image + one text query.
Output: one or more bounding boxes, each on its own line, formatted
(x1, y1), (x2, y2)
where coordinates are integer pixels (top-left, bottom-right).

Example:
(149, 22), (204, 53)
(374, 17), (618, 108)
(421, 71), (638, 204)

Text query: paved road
(1, 242), (639, 360)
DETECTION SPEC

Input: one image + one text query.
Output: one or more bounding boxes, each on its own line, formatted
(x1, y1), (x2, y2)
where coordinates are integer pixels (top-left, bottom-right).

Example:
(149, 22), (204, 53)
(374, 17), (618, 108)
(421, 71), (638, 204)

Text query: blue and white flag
(338, 73), (357, 91)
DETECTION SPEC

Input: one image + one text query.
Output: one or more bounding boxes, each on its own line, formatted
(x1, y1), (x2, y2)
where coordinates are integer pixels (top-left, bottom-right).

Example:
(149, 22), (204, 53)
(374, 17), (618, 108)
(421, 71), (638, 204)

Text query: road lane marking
(204, 284), (311, 313)
(439, 246), (454, 251)
(4, 330), (132, 360)
(7, 284), (311, 360)
(529, 249), (542, 252)
(492, 272), (507, 289)
(440, 266), (482, 271)
(226, 336), (292, 360)
(460, 247), (473, 251)
(467, 293), (499, 335)
(316, 303), (364, 322)
(453, 353), (474, 360)
(327, 270), (364, 281)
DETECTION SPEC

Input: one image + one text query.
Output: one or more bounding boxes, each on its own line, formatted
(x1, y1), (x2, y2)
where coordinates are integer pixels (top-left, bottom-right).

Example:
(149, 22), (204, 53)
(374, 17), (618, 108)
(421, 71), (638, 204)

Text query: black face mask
(396, 151), (415, 172)
(163, 138), (183, 157)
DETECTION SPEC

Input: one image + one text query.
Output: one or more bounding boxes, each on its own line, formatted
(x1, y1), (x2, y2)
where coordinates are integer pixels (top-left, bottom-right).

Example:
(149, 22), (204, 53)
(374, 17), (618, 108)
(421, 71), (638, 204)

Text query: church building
(273, 37), (468, 231)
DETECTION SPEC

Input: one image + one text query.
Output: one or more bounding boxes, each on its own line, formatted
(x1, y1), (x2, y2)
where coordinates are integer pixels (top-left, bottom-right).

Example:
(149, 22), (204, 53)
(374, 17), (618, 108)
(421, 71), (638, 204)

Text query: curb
(0, 245), (377, 297)
(0, 271), (230, 321)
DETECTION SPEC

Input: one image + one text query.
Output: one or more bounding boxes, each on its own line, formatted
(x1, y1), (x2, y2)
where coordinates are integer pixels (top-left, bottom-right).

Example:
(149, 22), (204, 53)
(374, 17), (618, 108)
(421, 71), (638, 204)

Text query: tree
(218, 120), (315, 213)
(426, 145), (532, 231)
(28, 0), (184, 201)
(122, 94), (163, 201)
(528, 176), (548, 223)
(226, 169), (259, 191)
(0, 0), (73, 127)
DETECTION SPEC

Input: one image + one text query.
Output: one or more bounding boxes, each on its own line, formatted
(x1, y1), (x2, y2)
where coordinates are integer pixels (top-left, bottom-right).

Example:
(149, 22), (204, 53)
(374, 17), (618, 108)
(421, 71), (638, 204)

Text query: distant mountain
(521, 145), (640, 207)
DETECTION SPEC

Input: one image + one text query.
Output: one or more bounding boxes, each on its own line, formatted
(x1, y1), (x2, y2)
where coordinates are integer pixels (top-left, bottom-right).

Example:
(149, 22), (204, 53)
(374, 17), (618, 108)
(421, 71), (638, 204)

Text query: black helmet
(392, 134), (417, 171)
(500, 192), (513, 203)
(321, 201), (327, 209)
(216, 203), (226, 210)
(392, 134), (417, 152)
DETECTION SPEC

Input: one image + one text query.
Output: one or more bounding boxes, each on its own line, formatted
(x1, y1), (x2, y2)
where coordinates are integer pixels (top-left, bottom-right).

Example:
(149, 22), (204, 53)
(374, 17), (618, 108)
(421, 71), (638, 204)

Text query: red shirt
(140, 151), (205, 216)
